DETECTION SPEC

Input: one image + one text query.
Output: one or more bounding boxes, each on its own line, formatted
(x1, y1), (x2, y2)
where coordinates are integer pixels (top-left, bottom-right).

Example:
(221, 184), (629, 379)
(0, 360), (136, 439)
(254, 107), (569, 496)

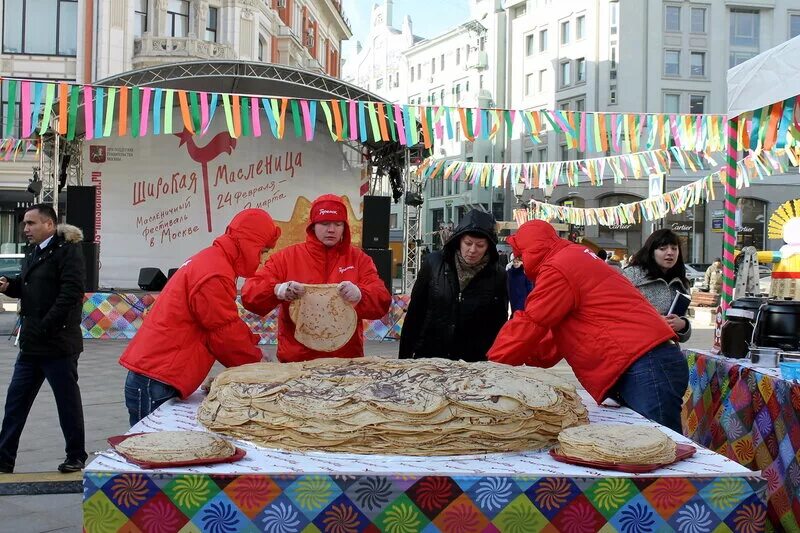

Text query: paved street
(0, 309), (716, 532)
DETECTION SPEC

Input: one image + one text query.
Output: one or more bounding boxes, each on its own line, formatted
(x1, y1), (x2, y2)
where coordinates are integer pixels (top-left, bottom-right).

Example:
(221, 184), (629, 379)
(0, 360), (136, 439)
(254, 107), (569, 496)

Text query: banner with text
(85, 115), (362, 289)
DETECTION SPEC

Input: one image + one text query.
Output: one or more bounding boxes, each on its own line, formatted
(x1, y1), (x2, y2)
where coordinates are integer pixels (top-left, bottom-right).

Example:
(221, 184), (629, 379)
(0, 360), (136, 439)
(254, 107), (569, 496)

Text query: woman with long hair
(623, 229), (692, 342)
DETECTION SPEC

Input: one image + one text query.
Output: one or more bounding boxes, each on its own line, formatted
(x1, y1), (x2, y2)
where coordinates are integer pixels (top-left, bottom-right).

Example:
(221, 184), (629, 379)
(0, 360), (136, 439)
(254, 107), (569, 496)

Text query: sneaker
(57, 458), (85, 473)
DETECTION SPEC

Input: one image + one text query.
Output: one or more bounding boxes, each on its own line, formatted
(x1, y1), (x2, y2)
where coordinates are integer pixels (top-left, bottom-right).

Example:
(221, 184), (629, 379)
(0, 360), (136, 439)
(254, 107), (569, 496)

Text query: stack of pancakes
(554, 424), (677, 465)
(114, 431), (236, 463)
(197, 357), (588, 456)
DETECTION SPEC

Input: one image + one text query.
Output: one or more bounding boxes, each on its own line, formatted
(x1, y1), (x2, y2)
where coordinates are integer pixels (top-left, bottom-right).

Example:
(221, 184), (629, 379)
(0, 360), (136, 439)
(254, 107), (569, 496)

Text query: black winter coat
(399, 211), (508, 362)
(5, 225), (85, 358)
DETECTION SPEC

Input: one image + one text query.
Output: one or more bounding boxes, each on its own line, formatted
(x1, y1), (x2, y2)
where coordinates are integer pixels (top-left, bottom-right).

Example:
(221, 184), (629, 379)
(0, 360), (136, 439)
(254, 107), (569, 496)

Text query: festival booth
(682, 37), (800, 531)
(61, 62), (413, 342)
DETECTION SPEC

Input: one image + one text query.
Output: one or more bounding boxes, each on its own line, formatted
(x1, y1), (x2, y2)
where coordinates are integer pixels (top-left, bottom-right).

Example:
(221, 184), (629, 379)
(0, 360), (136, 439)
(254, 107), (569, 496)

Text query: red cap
(310, 198), (347, 224)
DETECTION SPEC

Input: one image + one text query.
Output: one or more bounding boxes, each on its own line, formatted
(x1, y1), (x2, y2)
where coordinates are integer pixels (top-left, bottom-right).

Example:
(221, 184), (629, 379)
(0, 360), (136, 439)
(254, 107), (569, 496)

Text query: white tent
(727, 35), (800, 118)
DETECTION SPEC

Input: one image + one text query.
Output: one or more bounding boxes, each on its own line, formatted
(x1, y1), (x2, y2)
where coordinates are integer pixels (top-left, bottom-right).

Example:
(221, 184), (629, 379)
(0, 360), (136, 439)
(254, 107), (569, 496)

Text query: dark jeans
(124, 371), (179, 427)
(611, 342), (689, 434)
(0, 353), (86, 469)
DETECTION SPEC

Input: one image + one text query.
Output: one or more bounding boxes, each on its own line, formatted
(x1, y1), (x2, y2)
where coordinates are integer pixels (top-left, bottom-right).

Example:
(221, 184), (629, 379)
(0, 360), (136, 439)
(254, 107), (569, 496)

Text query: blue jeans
(124, 371), (179, 427)
(612, 343), (689, 434)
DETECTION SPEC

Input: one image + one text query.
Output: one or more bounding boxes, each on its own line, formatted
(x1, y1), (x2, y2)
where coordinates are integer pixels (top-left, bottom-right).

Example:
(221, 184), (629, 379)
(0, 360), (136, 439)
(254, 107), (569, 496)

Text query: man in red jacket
(242, 194), (392, 362)
(488, 220), (688, 433)
(120, 209), (281, 426)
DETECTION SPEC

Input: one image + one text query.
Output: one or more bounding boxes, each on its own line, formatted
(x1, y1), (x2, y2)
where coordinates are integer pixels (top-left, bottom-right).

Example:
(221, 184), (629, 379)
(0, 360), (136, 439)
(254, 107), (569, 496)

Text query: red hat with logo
(309, 194), (347, 224)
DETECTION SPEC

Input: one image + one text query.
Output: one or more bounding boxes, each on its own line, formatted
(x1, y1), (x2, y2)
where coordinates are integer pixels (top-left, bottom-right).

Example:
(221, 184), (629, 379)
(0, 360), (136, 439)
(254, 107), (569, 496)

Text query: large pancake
(114, 431), (236, 463)
(289, 284), (357, 352)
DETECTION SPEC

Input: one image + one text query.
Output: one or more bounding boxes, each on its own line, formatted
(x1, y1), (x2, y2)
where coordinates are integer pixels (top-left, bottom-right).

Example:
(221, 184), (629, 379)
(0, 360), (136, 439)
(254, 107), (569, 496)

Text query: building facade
(0, 0), (351, 251)
(504, 0), (800, 261)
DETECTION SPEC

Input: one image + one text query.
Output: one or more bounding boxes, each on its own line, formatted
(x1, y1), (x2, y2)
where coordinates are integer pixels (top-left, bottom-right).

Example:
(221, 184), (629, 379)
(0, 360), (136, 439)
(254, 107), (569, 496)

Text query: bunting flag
(418, 149), (713, 190)
(516, 149), (798, 226)
(0, 137), (41, 162)
(1, 77), (798, 155)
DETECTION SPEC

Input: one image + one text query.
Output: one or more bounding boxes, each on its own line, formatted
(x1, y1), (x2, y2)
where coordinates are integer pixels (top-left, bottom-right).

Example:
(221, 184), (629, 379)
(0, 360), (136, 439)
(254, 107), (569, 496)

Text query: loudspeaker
(66, 186), (97, 242)
(167, 268), (179, 279)
(81, 242), (99, 292)
(364, 248), (392, 293)
(362, 195), (391, 249)
(138, 268), (167, 291)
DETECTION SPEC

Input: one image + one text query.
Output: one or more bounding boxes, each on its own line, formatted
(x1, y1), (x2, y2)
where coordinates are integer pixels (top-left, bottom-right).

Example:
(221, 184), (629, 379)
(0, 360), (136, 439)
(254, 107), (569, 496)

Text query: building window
(538, 69), (546, 92)
(417, 64), (421, 78)
(389, 213), (398, 229)
(526, 34), (535, 56)
(539, 28), (548, 52)
(258, 36), (266, 61)
(576, 58), (586, 83)
(524, 150), (534, 163)
(205, 6), (218, 42)
(792, 14), (800, 38)
(167, 0), (190, 37)
(454, 83), (461, 101)
(610, 2), (618, 34)
(431, 58), (436, 75)
(440, 89), (444, 103)
(560, 144), (569, 162)
(538, 147), (547, 162)
(576, 15), (585, 40)
(690, 7), (706, 33)
(665, 5), (681, 32)
(610, 45), (617, 70)
(690, 51), (705, 77)
(525, 73), (533, 95)
(513, 4), (526, 18)
(456, 47), (461, 65)
(134, 0), (148, 37)
(609, 86), (618, 104)
(376, 79), (384, 90)
(729, 9), (760, 67)
(560, 21), (570, 44)
(479, 75), (484, 88)
(664, 50), (680, 76)
(410, 67), (415, 82)
(440, 54), (444, 70)
(575, 98), (585, 112)
(664, 93), (680, 113)
(560, 61), (571, 87)
(395, 72), (399, 87)
(689, 94), (705, 114)
(2, 0), (78, 55)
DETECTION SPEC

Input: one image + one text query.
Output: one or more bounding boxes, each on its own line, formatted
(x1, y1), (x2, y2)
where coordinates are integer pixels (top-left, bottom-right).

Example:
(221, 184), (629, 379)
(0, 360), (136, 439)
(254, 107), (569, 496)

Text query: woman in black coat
(399, 209), (508, 362)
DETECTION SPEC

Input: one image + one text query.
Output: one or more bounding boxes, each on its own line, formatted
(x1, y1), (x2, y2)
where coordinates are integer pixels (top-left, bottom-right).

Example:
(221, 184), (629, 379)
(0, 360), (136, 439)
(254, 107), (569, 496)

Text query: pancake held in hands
(289, 284), (358, 352)
(197, 357), (589, 455)
(555, 424), (677, 465)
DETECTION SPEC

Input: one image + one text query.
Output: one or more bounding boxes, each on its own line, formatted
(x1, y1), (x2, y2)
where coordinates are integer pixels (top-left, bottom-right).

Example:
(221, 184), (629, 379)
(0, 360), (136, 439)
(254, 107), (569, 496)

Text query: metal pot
(749, 346), (781, 368)
(752, 300), (800, 350)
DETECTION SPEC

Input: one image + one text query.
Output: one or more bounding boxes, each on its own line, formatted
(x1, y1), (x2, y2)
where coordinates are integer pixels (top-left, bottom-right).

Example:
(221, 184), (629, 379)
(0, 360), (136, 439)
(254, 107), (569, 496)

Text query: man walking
(0, 204), (87, 473)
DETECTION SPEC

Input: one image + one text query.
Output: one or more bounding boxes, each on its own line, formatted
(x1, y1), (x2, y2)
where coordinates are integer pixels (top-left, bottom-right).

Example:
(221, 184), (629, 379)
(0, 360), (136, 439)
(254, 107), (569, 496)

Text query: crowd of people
(0, 199), (696, 472)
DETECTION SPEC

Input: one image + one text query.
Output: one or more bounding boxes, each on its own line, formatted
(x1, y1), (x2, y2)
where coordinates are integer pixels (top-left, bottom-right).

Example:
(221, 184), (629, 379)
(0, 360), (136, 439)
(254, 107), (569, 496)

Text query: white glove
(338, 281), (362, 304)
(274, 281), (305, 301)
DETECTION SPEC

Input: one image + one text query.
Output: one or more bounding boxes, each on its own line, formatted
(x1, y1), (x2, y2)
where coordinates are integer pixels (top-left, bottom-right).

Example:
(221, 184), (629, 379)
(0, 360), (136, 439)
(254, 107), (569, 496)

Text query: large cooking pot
(721, 297), (767, 358)
(753, 300), (800, 350)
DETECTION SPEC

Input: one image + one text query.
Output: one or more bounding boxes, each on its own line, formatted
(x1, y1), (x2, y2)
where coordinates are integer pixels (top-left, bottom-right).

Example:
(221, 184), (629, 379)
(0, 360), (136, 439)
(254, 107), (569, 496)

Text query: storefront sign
(671, 223), (693, 232)
(712, 218), (723, 232)
(736, 225), (755, 233)
(605, 224), (633, 230)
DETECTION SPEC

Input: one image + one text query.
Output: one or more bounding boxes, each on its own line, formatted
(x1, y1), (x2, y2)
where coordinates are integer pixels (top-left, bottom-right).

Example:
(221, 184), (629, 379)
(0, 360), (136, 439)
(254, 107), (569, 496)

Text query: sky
(340, 0), (470, 61)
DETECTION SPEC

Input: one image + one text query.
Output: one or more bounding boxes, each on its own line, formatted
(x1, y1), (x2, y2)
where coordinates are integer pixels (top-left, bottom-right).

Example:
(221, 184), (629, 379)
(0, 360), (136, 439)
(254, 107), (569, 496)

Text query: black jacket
(399, 210), (508, 362)
(5, 224), (85, 358)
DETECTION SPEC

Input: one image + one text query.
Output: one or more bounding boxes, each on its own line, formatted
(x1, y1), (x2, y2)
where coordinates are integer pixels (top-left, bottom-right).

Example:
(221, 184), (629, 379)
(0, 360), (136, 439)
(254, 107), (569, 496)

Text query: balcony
(133, 36), (236, 68)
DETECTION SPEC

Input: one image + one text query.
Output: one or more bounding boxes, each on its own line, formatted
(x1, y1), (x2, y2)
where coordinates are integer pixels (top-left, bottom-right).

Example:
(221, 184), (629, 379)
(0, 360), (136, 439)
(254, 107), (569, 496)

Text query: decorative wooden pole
(722, 116), (739, 313)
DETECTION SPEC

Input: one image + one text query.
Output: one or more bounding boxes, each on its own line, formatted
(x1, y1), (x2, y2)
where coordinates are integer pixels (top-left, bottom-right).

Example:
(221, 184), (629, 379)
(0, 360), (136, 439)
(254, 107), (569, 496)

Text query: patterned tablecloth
(80, 292), (410, 343)
(83, 391), (767, 532)
(683, 349), (800, 531)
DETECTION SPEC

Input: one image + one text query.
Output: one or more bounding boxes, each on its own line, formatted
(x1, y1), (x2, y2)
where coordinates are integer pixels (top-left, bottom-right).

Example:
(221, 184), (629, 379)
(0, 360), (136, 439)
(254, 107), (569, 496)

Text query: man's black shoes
(57, 458), (84, 473)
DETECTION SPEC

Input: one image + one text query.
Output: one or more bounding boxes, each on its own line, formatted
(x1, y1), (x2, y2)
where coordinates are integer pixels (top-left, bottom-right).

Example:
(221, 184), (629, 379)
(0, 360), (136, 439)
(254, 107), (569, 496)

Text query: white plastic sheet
(728, 36), (800, 117)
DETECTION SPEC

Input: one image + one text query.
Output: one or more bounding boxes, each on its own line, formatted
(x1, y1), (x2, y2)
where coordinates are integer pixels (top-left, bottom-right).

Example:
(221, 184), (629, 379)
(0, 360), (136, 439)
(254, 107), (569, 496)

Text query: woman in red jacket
(119, 209), (281, 426)
(242, 194), (392, 362)
(488, 220), (689, 434)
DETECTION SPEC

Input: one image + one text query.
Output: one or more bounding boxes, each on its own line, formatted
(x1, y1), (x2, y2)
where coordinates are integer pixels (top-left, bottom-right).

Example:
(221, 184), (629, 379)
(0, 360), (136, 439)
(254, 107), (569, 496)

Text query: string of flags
(418, 148), (715, 189)
(2, 76), (797, 153)
(514, 149), (798, 226)
(0, 137), (41, 162)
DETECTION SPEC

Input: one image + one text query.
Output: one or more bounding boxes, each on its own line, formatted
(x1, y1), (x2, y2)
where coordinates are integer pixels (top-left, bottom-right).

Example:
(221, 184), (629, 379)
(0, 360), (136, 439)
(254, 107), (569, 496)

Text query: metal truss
(401, 150), (424, 293)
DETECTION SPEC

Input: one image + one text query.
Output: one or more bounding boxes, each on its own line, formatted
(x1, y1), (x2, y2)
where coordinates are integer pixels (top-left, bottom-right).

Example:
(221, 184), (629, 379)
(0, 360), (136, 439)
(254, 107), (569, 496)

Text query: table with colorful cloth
(683, 349), (800, 531)
(80, 292), (410, 343)
(84, 390), (766, 533)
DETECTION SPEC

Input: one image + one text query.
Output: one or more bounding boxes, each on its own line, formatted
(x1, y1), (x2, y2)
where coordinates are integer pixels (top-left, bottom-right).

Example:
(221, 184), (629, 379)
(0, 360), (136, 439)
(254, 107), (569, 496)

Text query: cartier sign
(671, 223), (693, 232)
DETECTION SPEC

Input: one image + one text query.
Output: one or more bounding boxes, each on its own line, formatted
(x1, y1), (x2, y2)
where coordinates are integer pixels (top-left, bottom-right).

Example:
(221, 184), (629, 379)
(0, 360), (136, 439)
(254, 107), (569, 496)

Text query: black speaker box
(66, 186), (97, 242)
(167, 268), (179, 279)
(362, 195), (391, 249)
(364, 248), (392, 293)
(81, 242), (99, 292)
(138, 268), (167, 291)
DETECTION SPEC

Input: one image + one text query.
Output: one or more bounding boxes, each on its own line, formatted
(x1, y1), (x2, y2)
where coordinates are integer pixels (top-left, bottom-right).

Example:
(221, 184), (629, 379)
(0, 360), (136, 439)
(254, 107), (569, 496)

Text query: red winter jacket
(488, 220), (676, 404)
(242, 195), (392, 362)
(120, 209), (282, 398)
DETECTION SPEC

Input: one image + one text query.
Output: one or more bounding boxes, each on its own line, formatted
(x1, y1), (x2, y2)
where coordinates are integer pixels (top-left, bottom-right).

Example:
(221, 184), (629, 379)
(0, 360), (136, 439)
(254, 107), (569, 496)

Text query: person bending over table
(488, 220), (689, 434)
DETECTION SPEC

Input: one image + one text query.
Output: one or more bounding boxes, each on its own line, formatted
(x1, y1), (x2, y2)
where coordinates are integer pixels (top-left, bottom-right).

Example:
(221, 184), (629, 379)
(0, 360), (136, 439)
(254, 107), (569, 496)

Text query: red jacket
(120, 209), (281, 399)
(488, 220), (676, 404)
(242, 195), (392, 362)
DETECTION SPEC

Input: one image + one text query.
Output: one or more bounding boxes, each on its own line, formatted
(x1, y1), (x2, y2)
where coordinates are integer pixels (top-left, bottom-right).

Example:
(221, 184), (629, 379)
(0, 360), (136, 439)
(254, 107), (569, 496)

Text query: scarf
(454, 250), (490, 291)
